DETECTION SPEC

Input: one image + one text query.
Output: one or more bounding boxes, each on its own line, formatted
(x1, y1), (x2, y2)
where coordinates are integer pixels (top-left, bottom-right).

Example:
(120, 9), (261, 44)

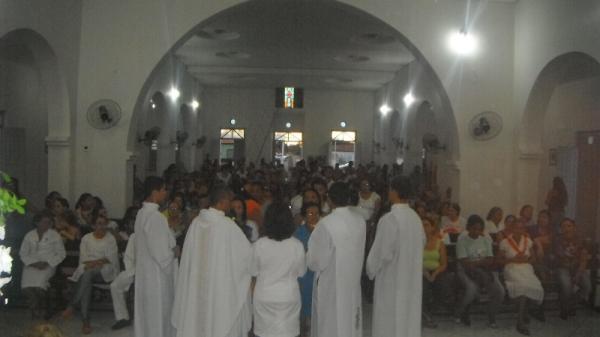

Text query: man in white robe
(135, 177), (178, 337)
(110, 232), (135, 330)
(20, 210), (66, 318)
(172, 186), (253, 337)
(307, 182), (366, 337)
(366, 176), (425, 337)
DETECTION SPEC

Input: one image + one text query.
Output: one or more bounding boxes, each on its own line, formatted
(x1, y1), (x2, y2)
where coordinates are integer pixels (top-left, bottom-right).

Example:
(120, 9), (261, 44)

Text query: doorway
(576, 130), (600, 241)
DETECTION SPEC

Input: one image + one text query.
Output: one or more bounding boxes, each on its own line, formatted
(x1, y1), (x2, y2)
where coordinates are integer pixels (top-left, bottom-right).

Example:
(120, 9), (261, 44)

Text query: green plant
(0, 171), (27, 295)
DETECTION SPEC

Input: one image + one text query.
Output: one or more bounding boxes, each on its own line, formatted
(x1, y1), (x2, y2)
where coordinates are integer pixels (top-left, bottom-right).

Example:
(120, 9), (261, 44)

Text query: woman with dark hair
(519, 205), (535, 228)
(484, 207), (503, 236)
(357, 178), (382, 222)
(545, 176), (568, 232)
(251, 202), (306, 337)
(294, 202), (321, 337)
(230, 196), (259, 242)
(74, 193), (95, 232)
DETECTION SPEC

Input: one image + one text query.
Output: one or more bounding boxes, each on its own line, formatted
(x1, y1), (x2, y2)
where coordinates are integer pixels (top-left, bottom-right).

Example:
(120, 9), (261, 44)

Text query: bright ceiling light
(167, 87), (180, 102)
(448, 30), (477, 56)
(191, 99), (200, 110)
(379, 104), (392, 115)
(285, 122), (291, 129)
(340, 121), (347, 128)
(403, 92), (415, 107)
(230, 118), (236, 125)
(151, 103), (156, 109)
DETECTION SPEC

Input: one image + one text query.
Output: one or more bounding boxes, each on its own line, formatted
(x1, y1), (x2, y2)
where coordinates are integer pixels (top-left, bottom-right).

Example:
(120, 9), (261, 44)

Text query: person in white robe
(251, 202), (306, 337)
(172, 186), (253, 337)
(366, 176), (425, 337)
(134, 177), (178, 337)
(20, 210), (66, 318)
(62, 213), (120, 334)
(110, 233), (136, 330)
(307, 182), (366, 337)
(498, 218), (544, 335)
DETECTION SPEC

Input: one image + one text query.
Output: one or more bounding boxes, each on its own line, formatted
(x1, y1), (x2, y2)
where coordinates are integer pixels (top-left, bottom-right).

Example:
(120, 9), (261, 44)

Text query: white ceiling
(174, 0), (414, 91)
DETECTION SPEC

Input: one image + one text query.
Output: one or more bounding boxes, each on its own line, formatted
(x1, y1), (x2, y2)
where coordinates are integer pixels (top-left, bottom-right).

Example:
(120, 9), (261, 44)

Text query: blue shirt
(294, 224), (314, 318)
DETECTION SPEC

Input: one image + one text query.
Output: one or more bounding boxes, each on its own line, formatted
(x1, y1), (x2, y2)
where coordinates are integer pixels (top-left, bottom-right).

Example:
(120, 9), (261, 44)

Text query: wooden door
(576, 131), (600, 241)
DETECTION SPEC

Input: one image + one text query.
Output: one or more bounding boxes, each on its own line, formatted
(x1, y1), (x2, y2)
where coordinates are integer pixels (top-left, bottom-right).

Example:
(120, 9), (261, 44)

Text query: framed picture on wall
(548, 148), (557, 166)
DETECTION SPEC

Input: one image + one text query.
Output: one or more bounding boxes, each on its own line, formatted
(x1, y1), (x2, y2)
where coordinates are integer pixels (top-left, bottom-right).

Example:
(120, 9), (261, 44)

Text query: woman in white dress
(20, 210), (66, 319)
(357, 178), (381, 222)
(251, 202), (306, 337)
(498, 218), (544, 336)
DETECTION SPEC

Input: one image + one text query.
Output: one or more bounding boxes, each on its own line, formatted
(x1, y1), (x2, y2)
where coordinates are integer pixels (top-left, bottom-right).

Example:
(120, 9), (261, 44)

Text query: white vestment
(19, 229), (66, 289)
(111, 233), (136, 321)
(366, 204), (425, 337)
(251, 237), (306, 337)
(307, 207), (366, 337)
(172, 207), (253, 337)
(134, 202), (178, 337)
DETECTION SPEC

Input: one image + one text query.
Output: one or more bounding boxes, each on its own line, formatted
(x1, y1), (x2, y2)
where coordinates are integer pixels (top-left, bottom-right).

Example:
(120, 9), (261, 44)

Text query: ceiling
(174, 0), (414, 91)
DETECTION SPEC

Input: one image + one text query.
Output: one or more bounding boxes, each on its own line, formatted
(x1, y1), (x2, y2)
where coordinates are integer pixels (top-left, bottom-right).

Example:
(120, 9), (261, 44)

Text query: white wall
(201, 87), (375, 164)
(0, 46), (47, 208)
(513, 0), (600, 212)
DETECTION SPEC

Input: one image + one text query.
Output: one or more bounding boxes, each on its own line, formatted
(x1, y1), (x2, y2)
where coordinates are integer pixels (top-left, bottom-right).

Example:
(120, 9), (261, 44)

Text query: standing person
(545, 176), (568, 232)
(134, 177), (178, 337)
(307, 182), (366, 337)
(20, 210), (66, 319)
(110, 232), (135, 330)
(172, 186), (253, 337)
(230, 196), (259, 242)
(294, 202), (321, 337)
(357, 178), (381, 222)
(62, 212), (120, 334)
(251, 203), (306, 337)
(420, 216), (449, 329)
(366, 177), (425, 337)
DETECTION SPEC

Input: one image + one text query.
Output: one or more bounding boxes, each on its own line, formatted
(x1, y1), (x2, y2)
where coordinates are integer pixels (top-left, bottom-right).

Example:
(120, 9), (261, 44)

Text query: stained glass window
(284, 87), (295, 109)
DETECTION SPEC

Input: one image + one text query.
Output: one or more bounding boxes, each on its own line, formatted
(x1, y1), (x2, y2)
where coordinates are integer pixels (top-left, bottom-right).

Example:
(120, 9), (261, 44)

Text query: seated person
(496, 214), (517, 243)
(554, 218), (592, 320)
(484, 207), (503, 236)
(54, 210), (81, 242)
(440, 203), (466, 243)
(498, 218), (545, 336)
(62, 212), (119, 334)
(422, 216), (450, 328)
(454, 215), (505, 328)
(19, 210), (66, 319)
(531, 210), (554, 282)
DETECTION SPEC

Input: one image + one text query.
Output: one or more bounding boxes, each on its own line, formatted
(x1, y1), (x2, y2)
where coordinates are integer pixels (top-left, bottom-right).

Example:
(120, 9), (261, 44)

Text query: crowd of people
(4, 157), (597, 337)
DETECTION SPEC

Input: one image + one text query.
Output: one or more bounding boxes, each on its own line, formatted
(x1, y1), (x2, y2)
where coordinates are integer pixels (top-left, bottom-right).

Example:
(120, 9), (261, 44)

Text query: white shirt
(70, 232), (119, 283)
(20, 229), (65, 289)
(484, 220), (501, 235)
(357, 192), (381, 220)
(290, 195), (303, 217)
(251, 237), (306, 337)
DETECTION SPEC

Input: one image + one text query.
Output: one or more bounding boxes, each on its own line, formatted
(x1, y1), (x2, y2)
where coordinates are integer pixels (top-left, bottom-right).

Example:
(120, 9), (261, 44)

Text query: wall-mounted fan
(422, 133), (446, 153)
(469, 111), (503, 141)
(192, 136), (207, 148)
(138, 127), (161, 145)
(87, 99), (122, 129)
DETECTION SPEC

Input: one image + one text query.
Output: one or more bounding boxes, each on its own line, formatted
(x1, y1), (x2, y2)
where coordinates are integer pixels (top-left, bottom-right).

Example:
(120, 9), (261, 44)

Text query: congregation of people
(4, 157), (597, 337)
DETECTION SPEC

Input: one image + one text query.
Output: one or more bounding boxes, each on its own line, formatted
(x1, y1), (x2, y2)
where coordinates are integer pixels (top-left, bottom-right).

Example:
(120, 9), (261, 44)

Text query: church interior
(1, 0), (599, 336)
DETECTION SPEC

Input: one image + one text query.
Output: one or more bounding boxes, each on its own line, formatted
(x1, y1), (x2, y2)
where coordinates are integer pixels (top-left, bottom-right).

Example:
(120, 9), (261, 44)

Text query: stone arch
(0, 28), (71, 203)
(519, 52), (600, 153)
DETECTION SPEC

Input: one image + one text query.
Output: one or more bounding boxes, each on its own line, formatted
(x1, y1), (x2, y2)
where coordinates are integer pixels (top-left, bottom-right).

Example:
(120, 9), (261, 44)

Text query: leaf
(17, 199), (26, 206)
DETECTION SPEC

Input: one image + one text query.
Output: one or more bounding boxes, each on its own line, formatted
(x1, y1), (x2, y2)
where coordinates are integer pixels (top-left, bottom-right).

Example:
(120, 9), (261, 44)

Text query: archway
(126, 0), (459, 203)
(517, 52), (600, 240)
(0, 28), (71, 207)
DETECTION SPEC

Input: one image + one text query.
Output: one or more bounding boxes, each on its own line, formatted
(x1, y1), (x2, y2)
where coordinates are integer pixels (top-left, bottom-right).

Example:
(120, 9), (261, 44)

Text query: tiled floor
(1, 305), (598, 337)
